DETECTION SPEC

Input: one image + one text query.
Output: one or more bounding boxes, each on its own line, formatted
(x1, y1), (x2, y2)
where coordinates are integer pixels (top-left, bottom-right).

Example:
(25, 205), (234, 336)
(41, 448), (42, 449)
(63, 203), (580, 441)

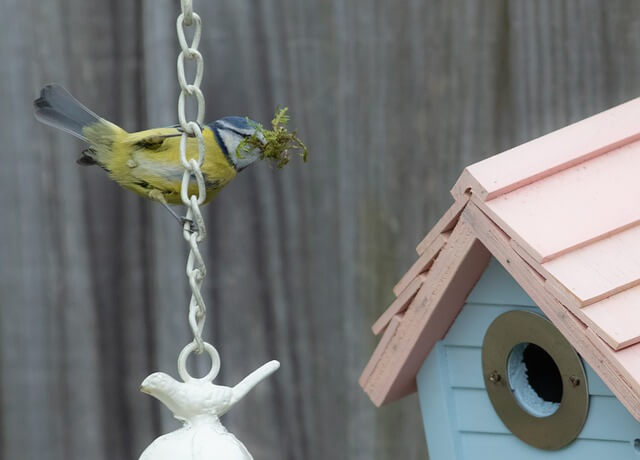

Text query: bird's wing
(125, 127), (183, 150)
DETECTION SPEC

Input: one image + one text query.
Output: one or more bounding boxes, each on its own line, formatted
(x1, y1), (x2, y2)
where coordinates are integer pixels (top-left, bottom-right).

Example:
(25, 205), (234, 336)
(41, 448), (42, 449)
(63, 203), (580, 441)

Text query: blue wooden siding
(417, 258), (640, 459)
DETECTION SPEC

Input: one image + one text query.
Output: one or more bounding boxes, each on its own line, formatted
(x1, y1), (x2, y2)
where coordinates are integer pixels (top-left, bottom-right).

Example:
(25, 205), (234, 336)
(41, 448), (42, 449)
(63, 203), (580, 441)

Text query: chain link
(177, 11), (204, 133)
(180, 0), (194, 26)
(177, 0), (208, 353)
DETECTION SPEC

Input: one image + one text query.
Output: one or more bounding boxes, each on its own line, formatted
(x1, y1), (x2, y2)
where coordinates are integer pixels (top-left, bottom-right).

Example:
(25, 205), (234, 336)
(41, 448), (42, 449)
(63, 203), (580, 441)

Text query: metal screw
(489, 371), (502, 384)
(569, 375), (580, 387)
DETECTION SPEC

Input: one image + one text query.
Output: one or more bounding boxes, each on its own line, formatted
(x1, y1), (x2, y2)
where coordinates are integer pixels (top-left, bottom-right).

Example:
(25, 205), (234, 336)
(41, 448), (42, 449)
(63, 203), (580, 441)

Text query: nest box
(360, 98), (640, 459)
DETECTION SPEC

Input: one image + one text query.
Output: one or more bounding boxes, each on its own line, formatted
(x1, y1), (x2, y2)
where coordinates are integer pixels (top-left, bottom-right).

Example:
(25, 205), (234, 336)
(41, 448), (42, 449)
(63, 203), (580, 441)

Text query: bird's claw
(180, 217), (198, 234)
(154, 197), (198, 233)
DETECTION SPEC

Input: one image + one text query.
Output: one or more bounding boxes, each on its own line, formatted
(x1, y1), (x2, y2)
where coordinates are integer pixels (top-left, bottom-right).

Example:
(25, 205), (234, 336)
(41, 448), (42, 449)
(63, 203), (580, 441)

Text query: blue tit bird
(34, 84), (264, 225)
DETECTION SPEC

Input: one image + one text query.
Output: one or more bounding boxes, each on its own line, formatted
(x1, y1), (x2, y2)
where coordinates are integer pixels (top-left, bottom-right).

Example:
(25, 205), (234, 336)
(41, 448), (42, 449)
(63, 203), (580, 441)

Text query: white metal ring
(189, 196), (207, 239)
(179, 133), (191, 168)
(189, 159), (207, 203)
(180, 0), (194, 26)
(186, 240), (205, 275)
(175, 0), (209, 358)
(188, 302), (206, 351)
(177, 13), (201, 50)
(191, 123), (206, 166)
(178, 341), (220, 383)
(182, 206), (194, 238)
(177, 50), (204, 90)
(181, 170), (194, 205)
(188, 272), (206, 311)
(178, 88), (205, 131)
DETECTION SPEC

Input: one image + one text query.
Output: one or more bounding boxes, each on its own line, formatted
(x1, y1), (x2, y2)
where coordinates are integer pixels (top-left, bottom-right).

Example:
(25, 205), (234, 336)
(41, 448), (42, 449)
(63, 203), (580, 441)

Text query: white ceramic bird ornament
(139, 343), (280, 460)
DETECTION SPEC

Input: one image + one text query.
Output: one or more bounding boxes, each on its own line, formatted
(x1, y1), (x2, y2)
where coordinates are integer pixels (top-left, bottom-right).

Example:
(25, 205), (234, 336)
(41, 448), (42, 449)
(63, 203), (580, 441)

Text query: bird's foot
(152, 194), (197, 233)
(77, 148), (98, 166)
(180, 217), (198, 234)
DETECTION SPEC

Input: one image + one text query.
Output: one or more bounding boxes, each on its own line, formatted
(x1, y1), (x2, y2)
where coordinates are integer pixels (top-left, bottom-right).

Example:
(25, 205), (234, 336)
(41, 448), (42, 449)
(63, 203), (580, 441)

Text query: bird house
(360, 98), (640, 459)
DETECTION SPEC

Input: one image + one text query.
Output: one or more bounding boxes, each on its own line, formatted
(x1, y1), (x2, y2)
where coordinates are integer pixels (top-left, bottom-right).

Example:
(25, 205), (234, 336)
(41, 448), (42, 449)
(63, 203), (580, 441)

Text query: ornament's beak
(139, 372), (173, 398)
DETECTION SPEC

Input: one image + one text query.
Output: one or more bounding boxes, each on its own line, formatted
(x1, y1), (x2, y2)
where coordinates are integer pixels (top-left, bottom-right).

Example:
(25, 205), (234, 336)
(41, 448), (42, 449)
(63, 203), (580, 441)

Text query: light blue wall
(417, 258), (640, 460)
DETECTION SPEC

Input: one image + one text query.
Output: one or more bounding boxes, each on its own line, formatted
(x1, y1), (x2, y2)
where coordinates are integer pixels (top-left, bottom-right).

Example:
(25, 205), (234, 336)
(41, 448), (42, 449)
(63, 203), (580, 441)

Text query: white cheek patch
(219, 128), (260, 170)
(219, 129), (242, 158)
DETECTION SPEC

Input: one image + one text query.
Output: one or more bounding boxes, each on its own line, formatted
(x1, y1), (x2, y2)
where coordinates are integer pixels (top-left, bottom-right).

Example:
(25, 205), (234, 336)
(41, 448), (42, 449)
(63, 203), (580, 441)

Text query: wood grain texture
(511, 229), (640, 352)
(445, 343), (614, 397)
(360, 315), (402, 388)
(581, 286), (640, 350)
(416, 195), (469, 254)
(4, 1), (640, 459)
(362, 220), (491, 406)
(460, 433), (636, 460)
(393, 232), (446, 296)
(461, 203), (640, 421)
(374, 273), (426, 336)
(417, 343), (460, 460)
(419, 261), (640, 459)
(541, 223), (640, 306)
(482, 139), (640, 263)
(454, 389), (638, 442)
(452, 96), (640, 201)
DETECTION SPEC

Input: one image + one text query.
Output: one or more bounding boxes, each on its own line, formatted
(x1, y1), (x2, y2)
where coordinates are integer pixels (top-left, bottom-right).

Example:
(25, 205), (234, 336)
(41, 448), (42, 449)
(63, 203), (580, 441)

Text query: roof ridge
(452, 97), (640, 202)
(361, 199), (640, 421)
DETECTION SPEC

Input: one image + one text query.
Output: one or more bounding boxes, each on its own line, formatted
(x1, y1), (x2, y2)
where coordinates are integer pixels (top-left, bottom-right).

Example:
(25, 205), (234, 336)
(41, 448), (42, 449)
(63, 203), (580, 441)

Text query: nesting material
(236, 107), (308, 168)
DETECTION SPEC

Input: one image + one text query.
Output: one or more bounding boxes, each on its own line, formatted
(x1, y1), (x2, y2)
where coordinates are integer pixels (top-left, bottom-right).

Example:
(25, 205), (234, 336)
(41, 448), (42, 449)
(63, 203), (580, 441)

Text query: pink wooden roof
(360, 97), (640, 421)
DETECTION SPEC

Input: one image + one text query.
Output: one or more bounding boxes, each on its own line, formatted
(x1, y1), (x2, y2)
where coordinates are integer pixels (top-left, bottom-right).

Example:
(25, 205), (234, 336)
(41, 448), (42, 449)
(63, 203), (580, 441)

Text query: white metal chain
(177, 0), (208, 353)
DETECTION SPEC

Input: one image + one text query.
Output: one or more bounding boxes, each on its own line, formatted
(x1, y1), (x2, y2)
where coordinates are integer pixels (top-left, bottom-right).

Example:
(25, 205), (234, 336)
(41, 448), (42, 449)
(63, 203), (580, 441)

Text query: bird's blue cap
(210, 116), (260, 135)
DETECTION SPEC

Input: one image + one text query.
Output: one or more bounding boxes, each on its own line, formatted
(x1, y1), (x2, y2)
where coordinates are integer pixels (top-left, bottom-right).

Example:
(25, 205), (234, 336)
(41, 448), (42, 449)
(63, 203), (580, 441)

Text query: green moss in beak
(236, 107), (308, 168)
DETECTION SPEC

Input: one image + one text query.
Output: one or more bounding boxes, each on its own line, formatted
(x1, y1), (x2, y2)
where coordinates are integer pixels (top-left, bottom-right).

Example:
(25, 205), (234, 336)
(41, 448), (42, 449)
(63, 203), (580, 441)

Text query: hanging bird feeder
(137, 2), (281, 458)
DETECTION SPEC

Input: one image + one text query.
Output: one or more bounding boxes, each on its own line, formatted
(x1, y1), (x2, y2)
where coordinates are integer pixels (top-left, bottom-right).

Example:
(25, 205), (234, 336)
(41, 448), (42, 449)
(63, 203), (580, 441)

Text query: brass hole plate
(481, 310), (589, 450)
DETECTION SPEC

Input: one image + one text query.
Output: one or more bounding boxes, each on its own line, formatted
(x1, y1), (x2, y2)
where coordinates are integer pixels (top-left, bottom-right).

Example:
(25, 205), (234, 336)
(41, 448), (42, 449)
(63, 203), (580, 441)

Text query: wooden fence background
(3, 1), (640, 459)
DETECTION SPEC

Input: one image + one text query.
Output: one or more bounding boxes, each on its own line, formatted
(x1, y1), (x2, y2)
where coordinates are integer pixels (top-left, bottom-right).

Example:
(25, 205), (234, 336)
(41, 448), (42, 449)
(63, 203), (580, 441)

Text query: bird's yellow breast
(88, 124), (237, 205)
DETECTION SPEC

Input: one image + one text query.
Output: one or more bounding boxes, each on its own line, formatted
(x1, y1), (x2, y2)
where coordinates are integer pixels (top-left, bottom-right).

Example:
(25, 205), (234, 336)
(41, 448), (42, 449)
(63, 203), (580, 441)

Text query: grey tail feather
(33, 84), (101, 141)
